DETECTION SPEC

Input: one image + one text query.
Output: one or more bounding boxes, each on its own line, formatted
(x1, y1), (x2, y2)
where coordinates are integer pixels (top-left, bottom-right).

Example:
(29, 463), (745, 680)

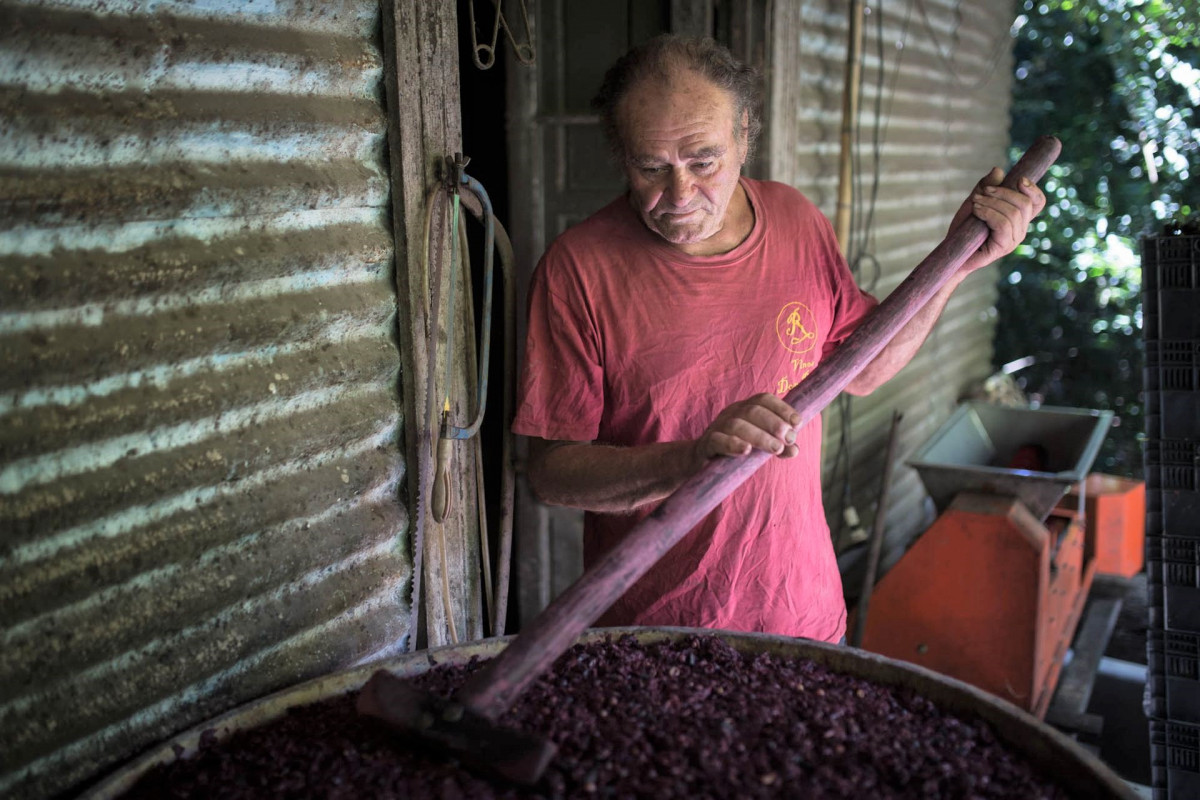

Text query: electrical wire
(912, 0), (1012, 91)
(851, 0), (915, 287)
(832, 0), (1011, 543)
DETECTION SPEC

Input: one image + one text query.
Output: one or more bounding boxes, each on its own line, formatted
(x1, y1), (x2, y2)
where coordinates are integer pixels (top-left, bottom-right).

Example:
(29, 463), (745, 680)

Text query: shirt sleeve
(511, 249), (606, 442)
(819, 223), (879, 358)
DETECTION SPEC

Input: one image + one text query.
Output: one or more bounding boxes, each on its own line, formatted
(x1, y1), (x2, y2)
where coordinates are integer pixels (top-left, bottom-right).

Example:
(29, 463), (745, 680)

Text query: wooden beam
(671, 0), (713, 37)
(1046, 595), (1124, 733)
(381, 0), (482, 649)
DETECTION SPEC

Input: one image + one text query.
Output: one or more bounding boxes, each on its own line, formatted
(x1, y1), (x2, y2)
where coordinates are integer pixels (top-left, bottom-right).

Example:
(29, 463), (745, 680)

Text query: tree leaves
(995, 0), (1197, 476)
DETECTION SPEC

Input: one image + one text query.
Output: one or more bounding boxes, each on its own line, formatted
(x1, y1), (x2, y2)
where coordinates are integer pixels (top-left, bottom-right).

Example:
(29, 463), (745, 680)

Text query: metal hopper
(908, 402), (1114, 522)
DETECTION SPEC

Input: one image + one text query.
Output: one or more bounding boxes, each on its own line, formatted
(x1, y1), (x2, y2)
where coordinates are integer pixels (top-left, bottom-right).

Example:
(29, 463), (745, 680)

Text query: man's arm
(526, 393), (801, 513)
(525, 169), (1045, 509)
(843, 168), (1046, 396)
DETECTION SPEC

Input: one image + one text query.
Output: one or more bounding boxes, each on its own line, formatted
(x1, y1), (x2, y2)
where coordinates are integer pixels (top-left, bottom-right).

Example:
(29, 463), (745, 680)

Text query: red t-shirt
(512, 178), (877, 642)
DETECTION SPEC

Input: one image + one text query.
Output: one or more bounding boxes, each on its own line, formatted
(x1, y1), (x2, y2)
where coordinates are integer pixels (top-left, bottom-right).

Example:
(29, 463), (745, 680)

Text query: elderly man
(511, 35), (1044, 643)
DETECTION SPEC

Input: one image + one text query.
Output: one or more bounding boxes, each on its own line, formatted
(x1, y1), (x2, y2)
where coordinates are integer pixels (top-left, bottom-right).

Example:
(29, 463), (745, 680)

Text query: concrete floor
(1101, 572), (1150, 667)
(1089, 662), (1152, 793)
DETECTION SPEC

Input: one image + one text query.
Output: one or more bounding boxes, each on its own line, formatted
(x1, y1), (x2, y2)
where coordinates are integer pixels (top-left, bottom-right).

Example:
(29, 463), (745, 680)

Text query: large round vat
(81, 627), (1135, 799)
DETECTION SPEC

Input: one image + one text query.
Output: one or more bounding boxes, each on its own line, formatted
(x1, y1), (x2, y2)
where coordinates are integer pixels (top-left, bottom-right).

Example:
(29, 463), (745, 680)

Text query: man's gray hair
(591, 34), (763, 162)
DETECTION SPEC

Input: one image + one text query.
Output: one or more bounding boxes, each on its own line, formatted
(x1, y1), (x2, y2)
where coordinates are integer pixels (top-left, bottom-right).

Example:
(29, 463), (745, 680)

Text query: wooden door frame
(382, 0), (485, 649)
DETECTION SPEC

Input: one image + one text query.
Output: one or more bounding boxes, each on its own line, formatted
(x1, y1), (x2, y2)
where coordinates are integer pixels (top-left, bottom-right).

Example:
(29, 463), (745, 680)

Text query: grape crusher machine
(858, 402), (1114, 718)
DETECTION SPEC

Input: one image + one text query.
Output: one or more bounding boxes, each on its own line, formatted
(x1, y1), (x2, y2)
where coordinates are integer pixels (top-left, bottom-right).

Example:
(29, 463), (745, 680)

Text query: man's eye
(641, 166), (667, 176)
(693, 161), (715, 172)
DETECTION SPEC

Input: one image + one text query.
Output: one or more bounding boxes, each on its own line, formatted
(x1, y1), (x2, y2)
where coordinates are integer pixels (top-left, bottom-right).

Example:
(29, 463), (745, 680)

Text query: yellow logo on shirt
(775, 301), (818, 391)
(776, 302), (817, 353)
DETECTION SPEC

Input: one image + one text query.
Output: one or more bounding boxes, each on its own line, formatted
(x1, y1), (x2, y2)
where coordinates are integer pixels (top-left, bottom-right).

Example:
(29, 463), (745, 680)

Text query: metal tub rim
(80, 626), (1136, 799)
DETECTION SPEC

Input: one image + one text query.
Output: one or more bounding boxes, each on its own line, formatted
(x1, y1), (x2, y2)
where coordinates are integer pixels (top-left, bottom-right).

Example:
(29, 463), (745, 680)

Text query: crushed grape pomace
(122, 636), (1071, 799)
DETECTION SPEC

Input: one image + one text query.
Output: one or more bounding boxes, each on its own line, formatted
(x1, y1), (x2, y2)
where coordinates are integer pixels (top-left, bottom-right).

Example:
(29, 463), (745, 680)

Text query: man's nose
(665, 168), (696, 207)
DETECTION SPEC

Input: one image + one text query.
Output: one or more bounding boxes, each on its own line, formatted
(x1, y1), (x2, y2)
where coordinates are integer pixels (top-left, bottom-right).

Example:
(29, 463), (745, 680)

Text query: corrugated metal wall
(768, 0), (1016, 576)
(0, 1), (411, 797)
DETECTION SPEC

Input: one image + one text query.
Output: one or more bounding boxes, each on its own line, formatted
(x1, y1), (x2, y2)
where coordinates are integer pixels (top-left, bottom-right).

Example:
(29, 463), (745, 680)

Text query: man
(511, 35), (1045, 643)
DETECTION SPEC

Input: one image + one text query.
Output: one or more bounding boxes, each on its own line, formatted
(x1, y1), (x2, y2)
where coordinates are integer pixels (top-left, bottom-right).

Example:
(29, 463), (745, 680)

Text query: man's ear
(738, 108), (750, 163)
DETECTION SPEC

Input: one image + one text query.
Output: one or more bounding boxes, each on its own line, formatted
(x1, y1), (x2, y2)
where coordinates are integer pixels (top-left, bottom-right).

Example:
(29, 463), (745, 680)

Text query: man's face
(617, 69), (749, 255)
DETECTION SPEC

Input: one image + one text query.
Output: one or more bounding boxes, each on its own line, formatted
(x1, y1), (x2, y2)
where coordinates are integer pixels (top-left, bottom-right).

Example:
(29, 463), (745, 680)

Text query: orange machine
(858, 492), (1095, 717)
(858, 403), (1113, 719)
(1072, 473), (1147, 578)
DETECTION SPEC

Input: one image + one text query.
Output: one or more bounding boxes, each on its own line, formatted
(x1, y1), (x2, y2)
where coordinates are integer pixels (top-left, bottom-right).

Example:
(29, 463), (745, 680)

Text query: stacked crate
(1144, 232), (1200, 799)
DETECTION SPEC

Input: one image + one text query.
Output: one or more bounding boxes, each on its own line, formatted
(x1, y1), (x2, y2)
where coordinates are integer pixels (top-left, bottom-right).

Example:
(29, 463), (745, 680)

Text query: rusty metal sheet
(0, 1), (411, 797)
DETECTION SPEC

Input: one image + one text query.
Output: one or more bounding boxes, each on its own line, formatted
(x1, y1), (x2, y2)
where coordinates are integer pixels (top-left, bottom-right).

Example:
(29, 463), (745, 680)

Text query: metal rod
(445, 173), (496, 440)
(474, 435), (494, 634)
(459, 193), (517, 636)
(492, 219), (517, 636)
(851, 409), (903, 648)
(409, 184), (447, 650)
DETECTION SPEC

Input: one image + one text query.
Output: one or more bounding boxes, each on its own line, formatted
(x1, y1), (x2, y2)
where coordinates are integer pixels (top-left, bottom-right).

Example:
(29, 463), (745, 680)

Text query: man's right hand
(525, 393), (800, 513)
(693, 392), (801, 467)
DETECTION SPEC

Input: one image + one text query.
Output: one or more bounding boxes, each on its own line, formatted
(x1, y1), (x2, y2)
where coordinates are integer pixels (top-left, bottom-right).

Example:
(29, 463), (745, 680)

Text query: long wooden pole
(457, 137), (1063, 721)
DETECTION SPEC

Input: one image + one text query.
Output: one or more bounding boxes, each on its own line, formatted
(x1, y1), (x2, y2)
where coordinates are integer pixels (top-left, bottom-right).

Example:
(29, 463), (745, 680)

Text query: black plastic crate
(1159, 294), (1200, 342)
(1145, 439), (1200, 534)
(1149, 569), (1166, 633)
(1147, 412), (1165, 447)
(1149, 629), (1200, 724)
(1148, 614), (1165, 719)
(1147, 342), (1200, 392)
(1161, 393), (1200, 443)
(1144, 348), (1162, 440)
(1144, 344), (1200, 441)
(1157, 537), (1200, 630)
(1149, 526), (1166, 632)
(1152, 719), (1200, 799)
(1145, 356), (1161, 394)
(1147, 492), (1164, 538)
(1150, 574), (1166, 634)
(1143, 234), (1200, 274)
(1146, 394), (1161, 538)
(1147, 235), (1200, 341)
(1147, 538), (1166, 638)
(1144, 234), (1200, 275)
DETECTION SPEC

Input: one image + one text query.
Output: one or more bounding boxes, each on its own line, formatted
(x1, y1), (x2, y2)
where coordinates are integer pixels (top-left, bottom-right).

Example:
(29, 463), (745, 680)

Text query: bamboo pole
(835, 0), (865, 256)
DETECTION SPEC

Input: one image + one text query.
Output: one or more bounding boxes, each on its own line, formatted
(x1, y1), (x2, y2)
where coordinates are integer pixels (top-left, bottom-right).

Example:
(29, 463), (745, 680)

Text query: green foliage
(995, 0), (1200, 477)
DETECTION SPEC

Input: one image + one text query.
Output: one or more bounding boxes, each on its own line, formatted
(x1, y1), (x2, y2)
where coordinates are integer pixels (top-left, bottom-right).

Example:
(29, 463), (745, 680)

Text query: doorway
(456, 0), (768, 631)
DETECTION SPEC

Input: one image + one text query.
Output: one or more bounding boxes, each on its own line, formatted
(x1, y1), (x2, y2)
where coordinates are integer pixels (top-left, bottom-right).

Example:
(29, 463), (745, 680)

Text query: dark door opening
(454, 1), (766, 634)
(457, 0), (517, 634)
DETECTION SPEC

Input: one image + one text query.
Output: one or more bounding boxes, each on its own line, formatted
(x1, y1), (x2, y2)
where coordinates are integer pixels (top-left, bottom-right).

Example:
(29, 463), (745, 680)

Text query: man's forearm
(845, 168), (1044, 396)
(843, 271), (966, 396)
(526, 439), (701, 513)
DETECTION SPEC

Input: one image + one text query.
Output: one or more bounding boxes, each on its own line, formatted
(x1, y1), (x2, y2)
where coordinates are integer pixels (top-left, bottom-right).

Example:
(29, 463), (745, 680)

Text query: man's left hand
(950, 166), (1047, 273)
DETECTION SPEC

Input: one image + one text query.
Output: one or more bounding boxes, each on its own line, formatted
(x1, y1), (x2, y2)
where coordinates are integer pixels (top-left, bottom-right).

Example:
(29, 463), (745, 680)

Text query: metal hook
(498, 0), (535, 66)
(443, 153), (470, 193)
(468, 0), (503, 70)
(468, 0), (536, 70)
